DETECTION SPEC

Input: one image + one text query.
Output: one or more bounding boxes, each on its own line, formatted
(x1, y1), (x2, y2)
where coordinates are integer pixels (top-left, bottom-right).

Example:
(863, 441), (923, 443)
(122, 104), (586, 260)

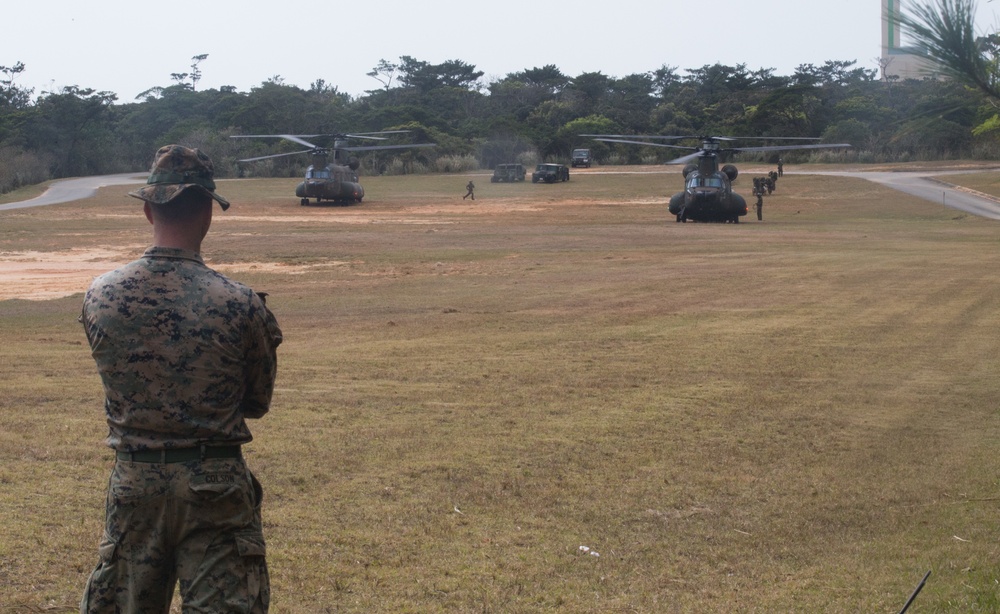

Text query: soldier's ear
(144, 202), (154, 225)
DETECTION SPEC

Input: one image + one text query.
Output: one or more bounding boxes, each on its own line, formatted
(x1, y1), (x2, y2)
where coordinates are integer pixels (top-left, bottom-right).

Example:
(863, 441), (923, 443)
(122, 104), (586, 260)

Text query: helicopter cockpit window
(689, 176), (723, 189)
(307, 169), (332, 179)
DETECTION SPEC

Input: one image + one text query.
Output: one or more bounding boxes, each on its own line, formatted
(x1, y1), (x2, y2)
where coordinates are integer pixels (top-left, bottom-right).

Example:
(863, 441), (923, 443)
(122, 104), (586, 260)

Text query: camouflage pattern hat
(129, 144), (230, 210)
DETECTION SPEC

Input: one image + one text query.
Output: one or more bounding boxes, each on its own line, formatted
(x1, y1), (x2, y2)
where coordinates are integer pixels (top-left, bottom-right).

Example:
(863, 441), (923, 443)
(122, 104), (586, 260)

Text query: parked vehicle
(532, 163), (570, 183)
(571, 148), (592, 168)
(491, 163), (526, 182)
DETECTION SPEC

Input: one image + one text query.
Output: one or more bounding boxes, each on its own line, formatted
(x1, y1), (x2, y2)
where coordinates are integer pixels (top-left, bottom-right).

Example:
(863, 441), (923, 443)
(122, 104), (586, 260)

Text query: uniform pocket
(80, 535), (121, 612)
(187, 470), (246, 503)
(234, 530), (266, 558)
(234, 530), (270, 613)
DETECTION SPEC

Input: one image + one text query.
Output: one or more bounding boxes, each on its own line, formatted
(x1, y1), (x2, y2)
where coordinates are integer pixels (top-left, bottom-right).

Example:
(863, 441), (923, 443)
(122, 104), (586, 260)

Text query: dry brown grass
(3, 165), (1000, 612)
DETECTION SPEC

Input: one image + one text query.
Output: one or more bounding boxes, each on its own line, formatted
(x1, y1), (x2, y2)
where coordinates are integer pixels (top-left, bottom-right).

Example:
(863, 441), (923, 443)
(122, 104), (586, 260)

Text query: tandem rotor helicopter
(232, 132), (435, 205)
(584, 134), (851, 223)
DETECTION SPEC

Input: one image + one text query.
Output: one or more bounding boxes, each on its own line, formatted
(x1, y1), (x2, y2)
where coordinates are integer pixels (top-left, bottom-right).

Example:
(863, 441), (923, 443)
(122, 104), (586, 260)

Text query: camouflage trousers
(80, 456), (269, 613)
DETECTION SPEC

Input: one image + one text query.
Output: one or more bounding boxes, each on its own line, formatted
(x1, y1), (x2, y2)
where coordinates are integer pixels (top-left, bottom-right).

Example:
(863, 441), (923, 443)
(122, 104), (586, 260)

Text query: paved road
(3, 169), (1000, 219)
(0, 173), (146, 211)
(790, 168), (1000, 220)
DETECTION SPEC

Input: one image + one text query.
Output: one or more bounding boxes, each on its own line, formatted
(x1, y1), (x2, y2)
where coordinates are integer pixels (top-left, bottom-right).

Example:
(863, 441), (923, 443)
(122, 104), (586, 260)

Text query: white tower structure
(881, 0), (938, 79)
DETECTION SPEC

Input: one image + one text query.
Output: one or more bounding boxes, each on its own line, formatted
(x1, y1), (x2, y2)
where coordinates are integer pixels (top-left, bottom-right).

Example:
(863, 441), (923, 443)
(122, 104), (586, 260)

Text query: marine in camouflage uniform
(79, 145), (282, 613)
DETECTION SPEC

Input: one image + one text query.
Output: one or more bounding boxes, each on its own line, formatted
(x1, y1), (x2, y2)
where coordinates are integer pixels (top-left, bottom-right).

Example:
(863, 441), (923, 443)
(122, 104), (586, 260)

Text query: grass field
(2, 165), (1000, 612)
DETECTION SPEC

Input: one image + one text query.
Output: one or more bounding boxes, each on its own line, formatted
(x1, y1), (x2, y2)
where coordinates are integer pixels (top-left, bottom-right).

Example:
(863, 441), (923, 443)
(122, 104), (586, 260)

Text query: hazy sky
(5, 0), (999, 103)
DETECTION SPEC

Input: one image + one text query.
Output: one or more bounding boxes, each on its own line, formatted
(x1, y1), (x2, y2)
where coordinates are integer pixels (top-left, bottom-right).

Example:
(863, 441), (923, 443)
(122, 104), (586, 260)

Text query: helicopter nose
(693, 189), (717, 203)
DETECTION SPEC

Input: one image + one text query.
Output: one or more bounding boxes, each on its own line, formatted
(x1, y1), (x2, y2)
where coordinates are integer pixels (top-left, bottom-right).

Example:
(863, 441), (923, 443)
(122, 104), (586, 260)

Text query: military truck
(491, 163), (526, 183)
(571, 148), (592, 168)
(532, 163), (570, 183)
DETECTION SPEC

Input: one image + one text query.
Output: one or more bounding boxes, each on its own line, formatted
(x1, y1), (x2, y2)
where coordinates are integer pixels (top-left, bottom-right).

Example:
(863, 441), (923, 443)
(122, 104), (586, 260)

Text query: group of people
(750, 161), (783, 221)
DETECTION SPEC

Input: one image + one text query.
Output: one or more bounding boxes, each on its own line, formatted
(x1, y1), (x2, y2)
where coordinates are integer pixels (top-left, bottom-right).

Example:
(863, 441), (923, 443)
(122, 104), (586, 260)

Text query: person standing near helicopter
(79, 145), (282, 612)
(463, 180), (476, 200)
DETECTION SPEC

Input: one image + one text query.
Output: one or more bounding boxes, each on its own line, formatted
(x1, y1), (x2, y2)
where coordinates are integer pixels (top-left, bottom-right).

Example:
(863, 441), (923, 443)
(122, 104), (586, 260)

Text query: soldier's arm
(241, 292), (283, 419)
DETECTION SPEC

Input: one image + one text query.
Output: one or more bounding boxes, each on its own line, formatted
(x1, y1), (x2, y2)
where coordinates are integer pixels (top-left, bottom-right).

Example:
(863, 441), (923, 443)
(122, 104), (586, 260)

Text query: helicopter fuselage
(668, 170), (747, 223)
(584, 134), (849, 224)
(668, 154), (747, 223)
(233, 132), (434, 207)
(296, 164), (364, 205)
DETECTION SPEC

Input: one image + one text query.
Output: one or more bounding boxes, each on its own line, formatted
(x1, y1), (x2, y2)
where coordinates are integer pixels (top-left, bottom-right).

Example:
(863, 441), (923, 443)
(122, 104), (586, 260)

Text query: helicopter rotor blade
(247, 130), (415, 143)
(591, 137), (697, 151)
(236, 148), (319, 163)
(343, 130), (413, 139)
(337, 143), (438, 153)
(232, 131), (436, 163)
(307, 133), (390, 142)
(231, 134), (320, 149)
(666, 151), (704, 165)
(582, 134), (722, 141)
(731, 143), (852, 154)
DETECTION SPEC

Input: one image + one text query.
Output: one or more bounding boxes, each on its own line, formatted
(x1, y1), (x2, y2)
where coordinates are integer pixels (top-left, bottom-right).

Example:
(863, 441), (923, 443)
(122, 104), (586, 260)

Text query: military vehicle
(532, 163), (570, 183)
(232, 132), (435, 206)
(491, 163), (526, 183)
(571, 148), (592, 168)
(584, 134), (850, 223)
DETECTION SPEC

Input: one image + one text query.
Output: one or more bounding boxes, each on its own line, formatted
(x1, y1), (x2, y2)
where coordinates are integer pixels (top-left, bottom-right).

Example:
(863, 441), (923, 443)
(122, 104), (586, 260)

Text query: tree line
(1, 47), (998, 195)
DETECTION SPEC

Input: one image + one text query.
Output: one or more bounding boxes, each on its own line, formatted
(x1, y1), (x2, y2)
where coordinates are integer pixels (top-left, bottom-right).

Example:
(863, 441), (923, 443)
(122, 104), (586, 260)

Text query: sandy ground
(0, 197), (632, 301)
(0, 246), (329, 301)
(0, 248), (134, 301)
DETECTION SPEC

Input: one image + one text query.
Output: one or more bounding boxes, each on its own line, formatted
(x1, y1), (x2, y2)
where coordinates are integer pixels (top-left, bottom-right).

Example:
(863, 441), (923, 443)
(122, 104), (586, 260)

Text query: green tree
(397, 56), (483, 93)
(20, 86), (118, 176)
(895, 0), (1000, 98)
(367, 59), (399, 93)
(0, 62), (33, 109)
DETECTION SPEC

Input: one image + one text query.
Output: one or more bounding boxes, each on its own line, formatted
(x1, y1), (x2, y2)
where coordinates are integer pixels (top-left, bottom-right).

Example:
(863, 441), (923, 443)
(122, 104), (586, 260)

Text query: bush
(0, 147), (52, 194)
(516, 151), (539, 168)
(433, 154), (479, 173)
(384, 158), (429, 175)
(603, 153), (626, 166)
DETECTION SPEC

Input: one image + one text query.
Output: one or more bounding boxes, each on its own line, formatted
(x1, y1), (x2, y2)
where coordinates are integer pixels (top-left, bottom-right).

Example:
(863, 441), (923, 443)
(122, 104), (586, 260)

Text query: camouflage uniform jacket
(81, 246), (282, 452)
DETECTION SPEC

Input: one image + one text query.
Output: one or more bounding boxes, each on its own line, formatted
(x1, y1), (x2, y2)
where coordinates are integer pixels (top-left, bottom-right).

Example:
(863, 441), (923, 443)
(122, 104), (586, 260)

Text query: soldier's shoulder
(200, 267), (253, 297)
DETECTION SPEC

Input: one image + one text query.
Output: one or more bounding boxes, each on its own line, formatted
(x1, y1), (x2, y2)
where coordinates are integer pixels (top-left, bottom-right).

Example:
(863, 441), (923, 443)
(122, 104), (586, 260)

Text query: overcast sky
(4, 0), (1000, 103)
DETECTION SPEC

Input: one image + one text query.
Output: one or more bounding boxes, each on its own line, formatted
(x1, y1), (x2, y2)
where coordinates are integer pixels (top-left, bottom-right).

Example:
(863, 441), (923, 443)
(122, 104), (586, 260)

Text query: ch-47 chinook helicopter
(232, 132), (435, 205)
(584, 135), (850, 223)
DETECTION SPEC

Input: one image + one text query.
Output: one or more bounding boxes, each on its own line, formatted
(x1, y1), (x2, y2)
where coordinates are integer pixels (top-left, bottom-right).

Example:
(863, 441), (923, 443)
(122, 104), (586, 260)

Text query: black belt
(116, 445), (242, 463)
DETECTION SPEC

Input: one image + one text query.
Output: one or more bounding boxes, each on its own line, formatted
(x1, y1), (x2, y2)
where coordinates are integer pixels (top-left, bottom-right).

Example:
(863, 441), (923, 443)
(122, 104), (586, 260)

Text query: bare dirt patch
(0, 192), (655, 300)
(0, 248), (138, 300)
(0, 247), (330, 300)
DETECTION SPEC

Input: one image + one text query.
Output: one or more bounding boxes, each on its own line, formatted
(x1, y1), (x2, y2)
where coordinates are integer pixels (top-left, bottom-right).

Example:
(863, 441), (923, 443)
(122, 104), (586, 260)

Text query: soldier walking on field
(463, 180), (475, 200)
(79, 145), (282, 613)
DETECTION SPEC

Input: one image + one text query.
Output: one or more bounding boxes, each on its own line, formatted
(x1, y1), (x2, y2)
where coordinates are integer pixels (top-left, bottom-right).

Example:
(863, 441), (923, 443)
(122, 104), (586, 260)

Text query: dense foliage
(1, 54), (999, 194)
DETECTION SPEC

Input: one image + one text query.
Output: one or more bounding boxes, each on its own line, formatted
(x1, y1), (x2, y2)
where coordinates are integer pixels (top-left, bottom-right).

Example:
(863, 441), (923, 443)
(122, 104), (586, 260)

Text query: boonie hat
(129, 144), (230, 210)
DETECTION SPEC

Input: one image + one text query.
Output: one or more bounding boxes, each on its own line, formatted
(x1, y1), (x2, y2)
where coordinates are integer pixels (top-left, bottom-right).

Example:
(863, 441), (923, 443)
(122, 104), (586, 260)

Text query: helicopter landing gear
(301, 198), (309, 206)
